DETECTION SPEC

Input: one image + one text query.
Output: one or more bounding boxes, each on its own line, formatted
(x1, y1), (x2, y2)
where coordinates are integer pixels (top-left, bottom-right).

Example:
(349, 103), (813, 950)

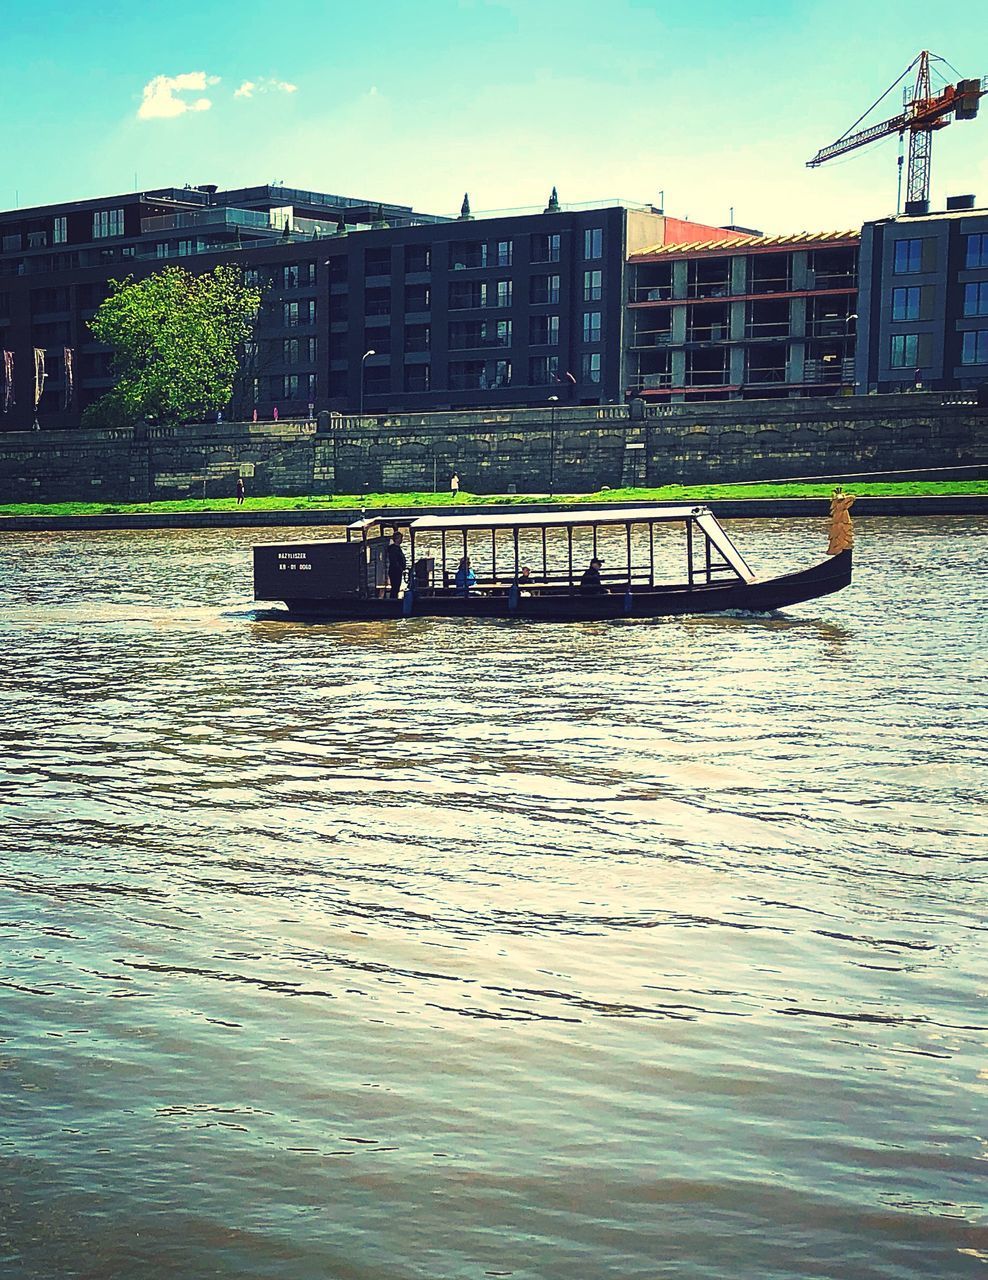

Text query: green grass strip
(0, 480), (985, 518)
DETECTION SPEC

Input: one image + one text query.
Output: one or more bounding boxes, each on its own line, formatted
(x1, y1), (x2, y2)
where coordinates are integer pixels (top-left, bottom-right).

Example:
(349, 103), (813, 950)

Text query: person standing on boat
(579, 557), (607, 594)
(455, 557), (476, 596)
(386, 530), (407, 599)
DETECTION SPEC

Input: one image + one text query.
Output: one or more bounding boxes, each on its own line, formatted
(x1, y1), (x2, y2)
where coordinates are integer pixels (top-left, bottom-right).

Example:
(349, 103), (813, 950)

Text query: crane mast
(807, 51), (986, 209)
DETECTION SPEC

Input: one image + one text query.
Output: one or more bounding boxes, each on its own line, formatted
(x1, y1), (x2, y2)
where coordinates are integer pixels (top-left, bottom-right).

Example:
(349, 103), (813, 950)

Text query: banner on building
(33, 347), (46, 410)
(1, 350), (13, 413)
(63, 346), (75, 409)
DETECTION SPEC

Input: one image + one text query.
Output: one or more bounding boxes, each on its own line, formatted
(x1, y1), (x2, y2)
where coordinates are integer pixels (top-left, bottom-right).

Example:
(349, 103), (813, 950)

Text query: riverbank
(1, 481), (986, 530)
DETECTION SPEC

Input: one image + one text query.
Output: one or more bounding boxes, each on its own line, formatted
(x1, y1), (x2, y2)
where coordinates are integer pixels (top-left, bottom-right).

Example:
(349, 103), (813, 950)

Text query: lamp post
(548, 395), (558, 495)
(844, 313), (858, 391)
(360, 349), (375, 419)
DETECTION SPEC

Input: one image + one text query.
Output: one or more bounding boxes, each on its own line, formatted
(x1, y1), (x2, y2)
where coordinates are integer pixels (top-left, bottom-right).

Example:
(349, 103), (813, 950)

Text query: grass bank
(1, 479), (985, 519)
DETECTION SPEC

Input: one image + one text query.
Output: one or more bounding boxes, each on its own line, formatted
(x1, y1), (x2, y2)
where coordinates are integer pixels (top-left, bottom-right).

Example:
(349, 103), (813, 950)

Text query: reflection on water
(0, 516), (985, 1280)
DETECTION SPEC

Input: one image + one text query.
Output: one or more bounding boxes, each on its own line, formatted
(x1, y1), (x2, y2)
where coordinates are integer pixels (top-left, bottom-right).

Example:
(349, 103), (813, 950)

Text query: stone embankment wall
(0, 395), (983, 504)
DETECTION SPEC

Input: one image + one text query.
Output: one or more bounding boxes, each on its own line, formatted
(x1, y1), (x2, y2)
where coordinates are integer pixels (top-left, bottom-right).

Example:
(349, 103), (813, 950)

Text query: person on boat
(519, 566), (533, 585)
(386, 530), (407, 599)
(455, 557), (476, 596)
(579, 557), (607, 594)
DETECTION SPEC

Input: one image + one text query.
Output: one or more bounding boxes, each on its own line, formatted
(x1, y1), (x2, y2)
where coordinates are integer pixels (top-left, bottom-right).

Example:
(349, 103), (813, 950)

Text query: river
(0, 516), (985, 1280)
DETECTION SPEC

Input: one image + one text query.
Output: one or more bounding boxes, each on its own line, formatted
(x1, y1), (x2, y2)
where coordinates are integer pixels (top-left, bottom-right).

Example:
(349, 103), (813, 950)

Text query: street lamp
(360, 349), (375, 419)
(548, 395), (559, 495)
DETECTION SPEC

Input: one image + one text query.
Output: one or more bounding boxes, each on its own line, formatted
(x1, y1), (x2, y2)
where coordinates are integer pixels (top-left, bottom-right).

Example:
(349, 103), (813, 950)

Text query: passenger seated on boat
(518, 565), (535, 596)
(455, 557), (477, 596)
(579, 557), (607, 595)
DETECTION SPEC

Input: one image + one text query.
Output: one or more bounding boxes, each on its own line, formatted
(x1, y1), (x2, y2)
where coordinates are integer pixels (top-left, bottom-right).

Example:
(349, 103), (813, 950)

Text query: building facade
(855, 198), (988, 393)
(0, 183), (666, 430)
(626, 232), (859, 402)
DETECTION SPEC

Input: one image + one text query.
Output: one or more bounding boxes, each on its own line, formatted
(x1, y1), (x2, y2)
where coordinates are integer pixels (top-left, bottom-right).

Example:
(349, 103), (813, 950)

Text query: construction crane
(807, 51), (986, 211)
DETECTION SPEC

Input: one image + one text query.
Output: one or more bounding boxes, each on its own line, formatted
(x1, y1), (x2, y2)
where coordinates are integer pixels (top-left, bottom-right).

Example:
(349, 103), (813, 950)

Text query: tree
(83, 265), (261, 426)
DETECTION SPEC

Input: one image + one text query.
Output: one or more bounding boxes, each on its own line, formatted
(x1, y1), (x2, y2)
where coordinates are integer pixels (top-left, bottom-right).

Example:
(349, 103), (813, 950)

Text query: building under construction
(626, 231), (860, 402)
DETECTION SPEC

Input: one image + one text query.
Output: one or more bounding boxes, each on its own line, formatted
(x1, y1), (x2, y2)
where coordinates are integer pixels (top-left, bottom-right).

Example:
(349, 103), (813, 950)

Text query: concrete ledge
(1, 494), (985, 532)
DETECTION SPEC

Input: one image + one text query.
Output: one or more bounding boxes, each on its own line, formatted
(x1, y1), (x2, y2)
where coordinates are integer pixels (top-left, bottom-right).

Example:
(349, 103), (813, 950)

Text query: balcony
(629, 284), (674, 303)
(630, 330), (673, 349)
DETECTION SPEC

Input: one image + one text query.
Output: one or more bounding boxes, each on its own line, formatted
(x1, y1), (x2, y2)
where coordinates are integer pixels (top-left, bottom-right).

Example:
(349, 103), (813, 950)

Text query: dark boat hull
(276, 552), (852, 622)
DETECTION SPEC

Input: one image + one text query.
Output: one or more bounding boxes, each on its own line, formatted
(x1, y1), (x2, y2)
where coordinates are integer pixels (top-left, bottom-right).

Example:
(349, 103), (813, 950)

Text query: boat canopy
(408, 506), (704, 531)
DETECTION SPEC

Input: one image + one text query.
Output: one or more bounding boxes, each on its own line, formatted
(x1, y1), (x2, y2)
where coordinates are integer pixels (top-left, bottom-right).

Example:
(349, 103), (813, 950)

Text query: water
(0, 517), (985, 1280)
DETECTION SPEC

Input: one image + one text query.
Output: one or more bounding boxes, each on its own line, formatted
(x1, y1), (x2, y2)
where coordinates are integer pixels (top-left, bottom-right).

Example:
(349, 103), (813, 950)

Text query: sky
(2, 0), (986, 232)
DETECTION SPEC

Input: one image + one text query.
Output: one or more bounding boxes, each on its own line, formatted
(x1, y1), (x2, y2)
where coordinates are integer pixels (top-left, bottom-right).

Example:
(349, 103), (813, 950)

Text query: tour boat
(253, 505), (852, 621)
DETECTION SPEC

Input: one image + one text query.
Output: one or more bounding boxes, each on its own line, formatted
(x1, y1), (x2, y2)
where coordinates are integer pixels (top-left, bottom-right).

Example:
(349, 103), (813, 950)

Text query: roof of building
(631, 230), (859, 259)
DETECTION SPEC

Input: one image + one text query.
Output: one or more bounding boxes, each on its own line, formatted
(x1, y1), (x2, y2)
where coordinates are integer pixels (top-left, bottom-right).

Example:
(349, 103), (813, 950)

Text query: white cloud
(138, 71), (219, 120)
(234, 77), (298, 100)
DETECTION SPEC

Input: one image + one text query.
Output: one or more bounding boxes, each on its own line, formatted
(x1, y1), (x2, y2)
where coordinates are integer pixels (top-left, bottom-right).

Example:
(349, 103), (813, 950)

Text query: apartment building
(855, 197), (988, 392)
(0, 183), (665, 429)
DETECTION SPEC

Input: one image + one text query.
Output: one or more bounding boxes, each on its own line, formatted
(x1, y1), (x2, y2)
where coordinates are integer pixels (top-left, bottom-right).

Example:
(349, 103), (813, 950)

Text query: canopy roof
(407, 505), (706, 531)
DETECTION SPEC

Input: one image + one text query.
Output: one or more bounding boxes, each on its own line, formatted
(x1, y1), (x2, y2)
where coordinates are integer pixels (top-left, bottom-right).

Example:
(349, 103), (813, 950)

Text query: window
(365, 248), (391, 276)
(583, 228), (603, 259)
(893, 238), (922, 273)
(52, 217), (68, 245)
(2, 233), (22, 252)
(405, 324), (431, 353)
(496, 240), (512, 267)
(583, 269), (602, 302)
(405, 245), (431, 273)
(282, 374), (299, 399)
(448, 359), (511, 389)
(892, 286), (921, 321)
(283, 339), (300, 365)
(284, 301), (299, 327)
(405, 283), (431, 312)
(156, 242), (171, 259)
(449, 280), (487, 309)
(365, 288), (390, 317)
(450, 241), (488, 269)
(177, 239), (196, 256)
(890, 333), (918, 368)
(304, 262), (316, 287)
(307, 336), (318, 363)
(495, 279), (512, 308)
(448, 319), (511, 349)
(529, 355), (560, 385)
(28, 231), (47, 249)
(404, 364), (431, 392)
(963, 282), (988, 317)
(583, 311), (602, 343)
(283, 264), (300, 289)
(328, 256), (348, 284)
(306, 373), (317, 402)
(581, 352), (601, 383)
(92, 208), (124, 239)
(961, 330), (988, 364)
(529, 314), (559, 345)
(531, 274), (560, 304)
(965, 234), (988, 269)
(532, 233), (561, 263)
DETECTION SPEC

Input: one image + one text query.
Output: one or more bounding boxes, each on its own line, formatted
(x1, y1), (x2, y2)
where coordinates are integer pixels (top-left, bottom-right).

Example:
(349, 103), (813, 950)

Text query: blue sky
(4, 0), (986, 231)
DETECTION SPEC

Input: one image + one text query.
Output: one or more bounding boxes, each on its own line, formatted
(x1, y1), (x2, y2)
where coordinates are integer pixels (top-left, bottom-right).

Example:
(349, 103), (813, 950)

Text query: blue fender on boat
(402, 586), (414, 617)
(624, 589), (633, 614)
(508, 584), (520, 613)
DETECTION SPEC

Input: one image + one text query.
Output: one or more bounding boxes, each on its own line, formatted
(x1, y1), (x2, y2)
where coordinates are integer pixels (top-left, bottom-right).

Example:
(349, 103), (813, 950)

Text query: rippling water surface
(1, 516), (985, 1280)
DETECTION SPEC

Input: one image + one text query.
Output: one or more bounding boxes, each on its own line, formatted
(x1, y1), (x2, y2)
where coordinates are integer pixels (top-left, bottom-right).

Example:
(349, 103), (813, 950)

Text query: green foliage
(85, 265), (261, 426)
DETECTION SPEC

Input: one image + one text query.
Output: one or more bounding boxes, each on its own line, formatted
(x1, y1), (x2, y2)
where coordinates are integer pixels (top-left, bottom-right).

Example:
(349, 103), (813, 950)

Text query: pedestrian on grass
(450, 472), (460, 499)
(236, 477), (245, 506)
